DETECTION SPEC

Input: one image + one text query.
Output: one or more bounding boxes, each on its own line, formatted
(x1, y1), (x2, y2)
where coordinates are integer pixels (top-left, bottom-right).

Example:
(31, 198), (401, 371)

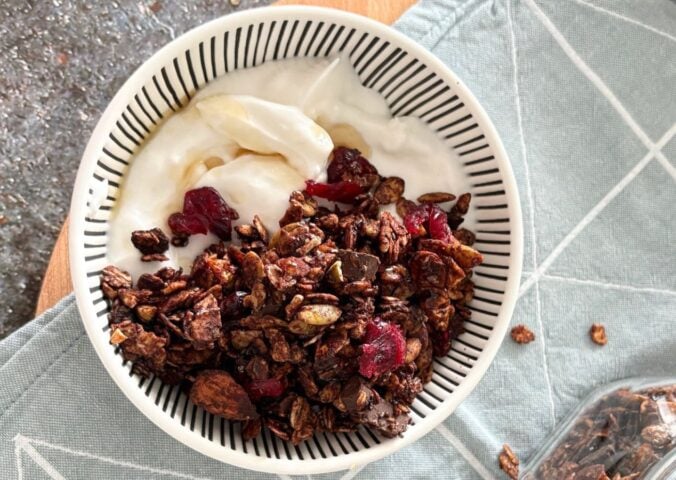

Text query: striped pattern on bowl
(69, 6), (522, 474)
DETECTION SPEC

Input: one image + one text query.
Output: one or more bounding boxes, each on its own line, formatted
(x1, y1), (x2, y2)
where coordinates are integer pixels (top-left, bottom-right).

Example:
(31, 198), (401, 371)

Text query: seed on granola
(287, 318), (321, 336)
(374, 176), (405, 204)
(241, 251), (265, 288)
(296, 304), (342, 325)
(404, 338), (422, 363)
(252, 215), (269, 243)
(417, 192), (456, 204)
(326, 260), (345, 284)
(396, 197), (417, 218)
(451, 243), (484, 270)
(448, 193), (471, 229)
(453, 228), (476, 246)
(452, 193), (471, 215)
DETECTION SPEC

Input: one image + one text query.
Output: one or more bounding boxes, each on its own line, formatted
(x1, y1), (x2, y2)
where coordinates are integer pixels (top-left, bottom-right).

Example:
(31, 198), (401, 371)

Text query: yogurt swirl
(107, 56), (468, 279)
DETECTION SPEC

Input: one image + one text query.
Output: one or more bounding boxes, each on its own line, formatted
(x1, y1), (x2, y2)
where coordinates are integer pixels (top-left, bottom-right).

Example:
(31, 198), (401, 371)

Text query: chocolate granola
(511, 324), (535, 344)
(590, 323), (608, 346)
(499, 444), (520, 480)
(103, 147), (483, 443)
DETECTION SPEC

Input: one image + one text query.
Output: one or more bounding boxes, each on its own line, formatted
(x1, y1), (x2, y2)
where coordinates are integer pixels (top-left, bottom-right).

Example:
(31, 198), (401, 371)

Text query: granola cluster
(510, 324), (535, 344)
(499, 444), (520, 480)
(101, 147), (483, 443)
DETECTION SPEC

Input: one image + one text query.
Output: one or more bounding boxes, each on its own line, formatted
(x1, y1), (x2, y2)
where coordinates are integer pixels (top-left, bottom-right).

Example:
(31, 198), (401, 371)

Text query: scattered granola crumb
(56, 52), (69, 65)
(510, 324), (535, 344)
(0, 214), (8, 226)
(590, 323), (607, 346)
(149, 1), (162, 13)
(498, 444), (519, 480)
(229, 0), (240, 6)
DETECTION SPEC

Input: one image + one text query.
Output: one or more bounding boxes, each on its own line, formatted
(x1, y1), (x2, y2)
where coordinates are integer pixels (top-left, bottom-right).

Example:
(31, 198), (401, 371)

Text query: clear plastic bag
(522, 378), (676, 479)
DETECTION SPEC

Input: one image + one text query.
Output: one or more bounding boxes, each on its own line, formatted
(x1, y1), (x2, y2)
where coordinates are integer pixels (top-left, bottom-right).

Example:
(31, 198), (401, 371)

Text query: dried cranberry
(246, 378), (285, 401)
(427, 204), (453, 243)
(403, 204), (428, 237)
(359, 319), (406, 378)
(327, 147), (379, 189)
(184, 186), (239, 220)
(403, 204), (453, 243)
(168, 212), (209, 236)
(168, 187), (239, 241)
(305, 180), (363, 203)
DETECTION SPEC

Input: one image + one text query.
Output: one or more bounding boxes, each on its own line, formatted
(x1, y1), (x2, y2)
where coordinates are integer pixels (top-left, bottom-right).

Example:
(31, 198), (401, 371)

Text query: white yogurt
(108, 56), (468, 279)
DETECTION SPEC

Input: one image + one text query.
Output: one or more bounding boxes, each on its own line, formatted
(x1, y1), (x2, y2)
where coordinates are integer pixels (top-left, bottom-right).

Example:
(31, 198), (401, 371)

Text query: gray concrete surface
(0, 0), (269, 338)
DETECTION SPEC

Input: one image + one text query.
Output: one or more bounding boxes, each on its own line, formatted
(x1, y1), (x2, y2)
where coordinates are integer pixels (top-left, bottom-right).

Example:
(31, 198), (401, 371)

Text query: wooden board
(35, 222), (71, 315)
(35, 0), (416, 315)
(274, 0), (414, 25)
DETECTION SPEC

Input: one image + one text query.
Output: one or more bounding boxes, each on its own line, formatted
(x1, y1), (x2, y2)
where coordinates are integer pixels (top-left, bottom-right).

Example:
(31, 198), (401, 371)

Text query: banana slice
(196, 94), (333, 179)
(196, 153), (305, 230)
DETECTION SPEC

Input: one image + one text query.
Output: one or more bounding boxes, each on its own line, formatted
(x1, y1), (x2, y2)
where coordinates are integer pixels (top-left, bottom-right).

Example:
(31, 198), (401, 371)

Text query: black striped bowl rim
(69, 6), (523, 474)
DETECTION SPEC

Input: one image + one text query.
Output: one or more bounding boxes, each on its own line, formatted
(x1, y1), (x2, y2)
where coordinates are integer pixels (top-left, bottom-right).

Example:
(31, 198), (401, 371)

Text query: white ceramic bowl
(69, 6), (523, 474)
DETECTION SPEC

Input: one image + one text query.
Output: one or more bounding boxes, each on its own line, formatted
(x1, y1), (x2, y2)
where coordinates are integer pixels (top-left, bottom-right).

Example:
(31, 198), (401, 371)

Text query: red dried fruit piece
(427, 204), (453, 243)
(168, 187), (239, 241)
(184, 186), (239, 219)
(168, 212), (209, 236)
(246, 378), (285, 401)
(403, 204), (453, 243)
(358, 319), (406, 378)
(327, 147), (379, 188)
(305, 180), (363, 203)
(403, 204), (428, 236)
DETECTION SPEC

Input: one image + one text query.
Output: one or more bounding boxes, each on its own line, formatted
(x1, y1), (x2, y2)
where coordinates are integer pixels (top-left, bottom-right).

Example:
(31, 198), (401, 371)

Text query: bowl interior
(69, 6), (522, 474)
